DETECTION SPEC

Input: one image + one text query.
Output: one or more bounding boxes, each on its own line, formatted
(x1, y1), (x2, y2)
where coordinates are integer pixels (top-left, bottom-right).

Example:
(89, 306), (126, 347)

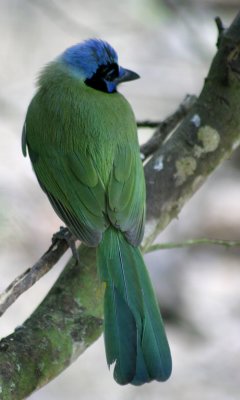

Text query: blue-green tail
(97, 228), (172, 385)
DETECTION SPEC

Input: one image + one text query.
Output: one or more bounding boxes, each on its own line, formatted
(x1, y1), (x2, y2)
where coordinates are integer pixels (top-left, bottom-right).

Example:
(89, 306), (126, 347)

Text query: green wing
(107, 145), (145, 247)
(23, 129), (145, 248)
(27, 142), (108, 246)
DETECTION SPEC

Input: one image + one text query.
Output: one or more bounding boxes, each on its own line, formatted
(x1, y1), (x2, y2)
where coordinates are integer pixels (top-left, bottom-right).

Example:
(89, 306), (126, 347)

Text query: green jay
(22, 39), (172, 385)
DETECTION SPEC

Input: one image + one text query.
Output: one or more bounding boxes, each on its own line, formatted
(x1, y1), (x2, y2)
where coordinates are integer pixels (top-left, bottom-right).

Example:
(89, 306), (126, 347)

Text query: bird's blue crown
(59, 38), (139, 93)
(60, 39), (118, 79)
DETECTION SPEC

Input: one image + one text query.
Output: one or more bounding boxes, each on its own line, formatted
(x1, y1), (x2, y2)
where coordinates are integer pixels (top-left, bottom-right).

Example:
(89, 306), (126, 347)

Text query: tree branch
(1, 12), (240, 399)
(143, 10), (240, 249)
(145, 238), (240, 253)
(0, 236), (70, 317)
(139, 94), (197, 159)
(0, 246), (104, 400)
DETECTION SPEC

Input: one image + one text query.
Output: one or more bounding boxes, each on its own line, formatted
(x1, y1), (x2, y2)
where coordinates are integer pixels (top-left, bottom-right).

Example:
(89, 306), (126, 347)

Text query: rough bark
(1, 12), (240, 399)
(0, 247), (103, 399)
(143, 13), (240, 248)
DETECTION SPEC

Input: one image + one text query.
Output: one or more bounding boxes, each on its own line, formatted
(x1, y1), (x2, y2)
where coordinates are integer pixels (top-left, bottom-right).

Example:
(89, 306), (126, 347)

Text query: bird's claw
(52, 226), (80, 266)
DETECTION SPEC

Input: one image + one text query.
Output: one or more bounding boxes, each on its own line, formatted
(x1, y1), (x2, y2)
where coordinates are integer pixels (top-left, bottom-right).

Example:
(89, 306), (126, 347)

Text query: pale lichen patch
(193, 145), (204, 158)
(174, 156), (197, 185)
(192, 175), (205, 193)
(197, 126), (220, 152)
(232, 137), (240, 151)
(153, 155), (164, 171)
(142, 218), (159, 246)
(70, 340), (86, 363)
(191, 114), (201, 127)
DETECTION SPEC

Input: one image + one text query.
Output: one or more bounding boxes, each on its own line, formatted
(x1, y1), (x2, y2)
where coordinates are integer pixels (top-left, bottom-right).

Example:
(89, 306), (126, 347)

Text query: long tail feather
(97, 228), (172, 385)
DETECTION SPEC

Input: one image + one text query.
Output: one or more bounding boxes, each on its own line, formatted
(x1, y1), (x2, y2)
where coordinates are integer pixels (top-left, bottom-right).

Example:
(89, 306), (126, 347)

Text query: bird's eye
(85, 62), (119, 93)
(101, 63), (119, 81)
(105, 68), (118, 81)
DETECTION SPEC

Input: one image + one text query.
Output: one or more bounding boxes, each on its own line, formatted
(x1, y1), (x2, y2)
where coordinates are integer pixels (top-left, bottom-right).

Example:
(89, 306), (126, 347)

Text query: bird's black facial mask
(85, 63), (139, 93)
(85, 63), (119, 93)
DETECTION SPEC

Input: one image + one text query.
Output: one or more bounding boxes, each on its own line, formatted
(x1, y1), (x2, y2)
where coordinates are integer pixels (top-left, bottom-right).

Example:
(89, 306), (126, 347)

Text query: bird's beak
(115, 66), (140, 84)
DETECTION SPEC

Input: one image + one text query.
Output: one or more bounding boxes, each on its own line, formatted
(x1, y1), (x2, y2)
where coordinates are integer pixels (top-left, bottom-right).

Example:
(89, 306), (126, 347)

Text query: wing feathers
(31, 149), (107, 246)
(28, 140), (144, 247)
(108, 148), (145, 246)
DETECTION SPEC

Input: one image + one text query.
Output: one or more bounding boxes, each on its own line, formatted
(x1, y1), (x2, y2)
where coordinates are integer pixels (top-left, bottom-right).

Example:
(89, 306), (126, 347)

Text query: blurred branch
(146, 238), (240, 253)
(140, 94), (196, 159)
(1, 12), (240, 399)
(137, 120), (163, 128)
(215, 16), (227, 48)
(215, 16), (226, 36)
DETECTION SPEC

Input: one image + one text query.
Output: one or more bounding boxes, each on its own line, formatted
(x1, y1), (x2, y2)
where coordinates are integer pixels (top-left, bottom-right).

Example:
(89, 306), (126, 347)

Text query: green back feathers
(23, 62), (145, 247)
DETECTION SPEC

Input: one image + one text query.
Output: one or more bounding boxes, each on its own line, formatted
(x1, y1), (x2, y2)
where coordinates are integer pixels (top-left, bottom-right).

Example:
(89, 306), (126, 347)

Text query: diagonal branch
(140, 94), (197, 159)
(143, 12), (240, 249)
(0, 245), (104, 400)
(0, 236), (69, 317)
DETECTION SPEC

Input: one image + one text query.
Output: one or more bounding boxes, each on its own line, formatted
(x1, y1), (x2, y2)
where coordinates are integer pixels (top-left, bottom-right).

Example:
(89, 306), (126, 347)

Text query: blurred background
(0, 0), (240, 399)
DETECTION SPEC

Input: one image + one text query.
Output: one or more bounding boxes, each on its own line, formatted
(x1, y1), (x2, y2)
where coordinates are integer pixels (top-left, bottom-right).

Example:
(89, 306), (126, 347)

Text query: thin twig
(137, 120), (162, 128)
(140, 94), (197, 159)
(145, 238), (240, 253)
(0, 236), (70, 317)
(215, 16), (226, 48)
(215, 16), (225, 36)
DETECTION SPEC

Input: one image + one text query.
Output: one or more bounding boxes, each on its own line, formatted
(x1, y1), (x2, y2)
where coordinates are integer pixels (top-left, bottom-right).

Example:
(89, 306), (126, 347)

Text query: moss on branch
(0, 247), (104, 399)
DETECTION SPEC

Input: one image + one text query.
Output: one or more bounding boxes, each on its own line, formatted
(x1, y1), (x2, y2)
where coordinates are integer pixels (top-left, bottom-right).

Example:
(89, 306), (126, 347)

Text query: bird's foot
(52, 226), (80, 265)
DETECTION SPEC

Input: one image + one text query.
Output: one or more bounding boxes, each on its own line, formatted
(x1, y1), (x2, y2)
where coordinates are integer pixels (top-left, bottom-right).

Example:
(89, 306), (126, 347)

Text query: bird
(22, 39), (172, 385)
